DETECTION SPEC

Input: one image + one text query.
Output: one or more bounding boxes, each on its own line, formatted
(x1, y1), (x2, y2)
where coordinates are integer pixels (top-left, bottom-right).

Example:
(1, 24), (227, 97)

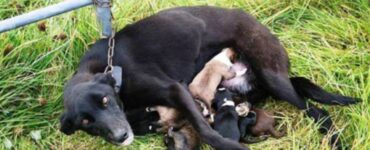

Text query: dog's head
(60, 73), (134, 146)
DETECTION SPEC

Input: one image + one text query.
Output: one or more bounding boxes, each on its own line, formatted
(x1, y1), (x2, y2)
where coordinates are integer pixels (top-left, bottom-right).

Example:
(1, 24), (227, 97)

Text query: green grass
(0, 0), (369, 149)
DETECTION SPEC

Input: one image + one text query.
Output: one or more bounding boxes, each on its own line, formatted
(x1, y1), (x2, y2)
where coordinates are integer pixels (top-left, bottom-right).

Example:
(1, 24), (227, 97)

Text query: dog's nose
(116, 132), (128, 143)
(109, 129), (129, 143)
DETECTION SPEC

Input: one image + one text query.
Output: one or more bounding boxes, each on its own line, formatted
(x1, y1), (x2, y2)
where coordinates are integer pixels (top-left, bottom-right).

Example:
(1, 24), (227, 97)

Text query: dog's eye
(102, 96), (109, 107)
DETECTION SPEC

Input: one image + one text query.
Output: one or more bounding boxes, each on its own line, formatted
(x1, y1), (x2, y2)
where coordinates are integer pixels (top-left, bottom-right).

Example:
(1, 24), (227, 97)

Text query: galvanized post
(95, 0), (113, 38)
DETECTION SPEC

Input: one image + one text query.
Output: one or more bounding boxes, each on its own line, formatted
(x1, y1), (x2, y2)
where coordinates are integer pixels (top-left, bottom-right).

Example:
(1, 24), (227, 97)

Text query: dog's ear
(93, 73), (116, 87)
(59, 112), (76, 135)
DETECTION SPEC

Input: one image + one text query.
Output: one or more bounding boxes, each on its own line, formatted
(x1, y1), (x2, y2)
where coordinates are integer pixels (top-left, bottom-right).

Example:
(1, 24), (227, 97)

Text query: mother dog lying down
(60, 6), (357, 149)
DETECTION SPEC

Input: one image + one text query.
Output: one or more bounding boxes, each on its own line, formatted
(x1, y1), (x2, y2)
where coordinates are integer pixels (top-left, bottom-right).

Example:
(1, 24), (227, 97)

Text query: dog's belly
(221, 62), (254, 95)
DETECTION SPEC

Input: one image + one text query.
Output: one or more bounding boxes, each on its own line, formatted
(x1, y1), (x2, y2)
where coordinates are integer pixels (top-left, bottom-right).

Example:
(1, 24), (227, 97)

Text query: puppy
(155, 106), (180, 128)
(189, 48), (236, 110)
(164, 122), (201, 150)
(213, 88), (240, 141)
(238, 111), (257, 140)
(145, 106), (201, 150)
(125, 107), (161, 135)
(250, 108), (284, 138)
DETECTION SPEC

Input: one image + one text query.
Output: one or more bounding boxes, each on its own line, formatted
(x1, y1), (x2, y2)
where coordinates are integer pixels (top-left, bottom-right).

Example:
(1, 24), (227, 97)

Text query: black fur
(213, 89), (240, 141)
(291, 77), (358, 105)
(238, 112), (256, 140)
(125, 107), (161, 135)
(60, 6), (358, 149)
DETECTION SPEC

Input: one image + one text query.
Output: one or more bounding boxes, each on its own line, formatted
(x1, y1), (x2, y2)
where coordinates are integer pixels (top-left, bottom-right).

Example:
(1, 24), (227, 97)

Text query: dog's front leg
(166, 82), (248, 150)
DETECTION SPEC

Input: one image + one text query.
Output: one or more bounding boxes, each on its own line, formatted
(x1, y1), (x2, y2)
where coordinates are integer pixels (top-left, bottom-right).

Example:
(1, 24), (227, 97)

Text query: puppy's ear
(59, 112), (76, 135)
(93, 73), (116, 87)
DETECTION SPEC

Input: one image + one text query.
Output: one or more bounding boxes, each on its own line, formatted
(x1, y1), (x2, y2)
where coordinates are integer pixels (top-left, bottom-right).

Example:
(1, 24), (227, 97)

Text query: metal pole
(0, 0), (93, 33)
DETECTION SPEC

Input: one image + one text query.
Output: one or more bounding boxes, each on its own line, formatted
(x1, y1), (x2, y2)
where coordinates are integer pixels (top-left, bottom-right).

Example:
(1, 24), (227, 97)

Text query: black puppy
(238, 111), (257, 141)
(125, 107), (161, 135)
(213, 88), (240, 141)
(60, 6), (357, 150)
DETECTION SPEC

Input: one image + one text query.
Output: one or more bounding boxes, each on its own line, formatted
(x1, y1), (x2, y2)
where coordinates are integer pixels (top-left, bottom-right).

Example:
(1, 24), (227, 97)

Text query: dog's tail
(290, 77), (358, 105)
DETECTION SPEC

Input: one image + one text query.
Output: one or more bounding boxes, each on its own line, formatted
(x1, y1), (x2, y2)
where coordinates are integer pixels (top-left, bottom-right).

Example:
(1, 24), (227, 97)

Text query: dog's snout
(117, 132), (128, 143)
(108, 129), (128, 143)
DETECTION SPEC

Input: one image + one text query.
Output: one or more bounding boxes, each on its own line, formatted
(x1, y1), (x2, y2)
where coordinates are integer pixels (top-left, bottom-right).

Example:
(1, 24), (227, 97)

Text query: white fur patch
(221, 62), (252, 94)
(221, 99), (235, 107)
(212, 48), (233, 67)
(236, 68), (247, 77)
(235, 102), (251, 117)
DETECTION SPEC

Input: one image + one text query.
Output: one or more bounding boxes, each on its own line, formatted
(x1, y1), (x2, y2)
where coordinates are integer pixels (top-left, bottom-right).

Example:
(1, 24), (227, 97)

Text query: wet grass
(0, 0), (369, 149)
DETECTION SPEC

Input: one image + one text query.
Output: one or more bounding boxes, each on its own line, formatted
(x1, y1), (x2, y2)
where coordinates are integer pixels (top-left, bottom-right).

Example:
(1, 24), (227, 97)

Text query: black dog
(60, 6), (357, 149)
(213, 88), (240, 141)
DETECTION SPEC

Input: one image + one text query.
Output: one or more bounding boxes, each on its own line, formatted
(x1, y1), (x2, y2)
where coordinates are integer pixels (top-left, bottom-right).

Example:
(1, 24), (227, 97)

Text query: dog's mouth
(120, 132), (134, 146)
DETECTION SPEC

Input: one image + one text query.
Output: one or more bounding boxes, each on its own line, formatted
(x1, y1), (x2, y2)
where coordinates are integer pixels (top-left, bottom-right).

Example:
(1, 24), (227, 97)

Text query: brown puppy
(152, 106), (200, 150)
(250, 108), (284, 138)
(155, 106), (180, 128)
(189, 48), (236, 109)
(164, 122), (200, 150)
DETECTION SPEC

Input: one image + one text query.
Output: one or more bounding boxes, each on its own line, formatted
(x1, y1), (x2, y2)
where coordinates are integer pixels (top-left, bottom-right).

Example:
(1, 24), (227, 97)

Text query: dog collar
(111, 66), (122, 93)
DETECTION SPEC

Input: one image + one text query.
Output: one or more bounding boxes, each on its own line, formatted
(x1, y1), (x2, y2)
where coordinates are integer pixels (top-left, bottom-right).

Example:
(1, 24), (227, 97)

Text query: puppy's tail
(290, 77), (358, 105)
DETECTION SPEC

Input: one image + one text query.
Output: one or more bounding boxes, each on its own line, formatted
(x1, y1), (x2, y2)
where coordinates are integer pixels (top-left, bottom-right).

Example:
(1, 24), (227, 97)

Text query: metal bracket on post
(94, 0), (113, 38)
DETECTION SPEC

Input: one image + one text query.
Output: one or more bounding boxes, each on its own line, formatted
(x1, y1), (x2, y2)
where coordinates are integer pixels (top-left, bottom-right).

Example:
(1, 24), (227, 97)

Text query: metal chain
(104, 31), (115, 73)
(93, 0), (112, 8)
(99, 0), (115, 74)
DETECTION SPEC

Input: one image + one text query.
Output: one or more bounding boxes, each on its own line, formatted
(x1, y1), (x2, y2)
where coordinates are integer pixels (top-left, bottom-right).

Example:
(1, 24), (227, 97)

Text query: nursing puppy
(164, 122), (201, 150)
(238, 111), (257, 142)
(152, 106), (201, 150)
(250, 108), (284, 138)
(128, 106), (201, 150)
(189, 48), (237, 110)
(125, 107), (161, 135)
(213, 88), (240, 141)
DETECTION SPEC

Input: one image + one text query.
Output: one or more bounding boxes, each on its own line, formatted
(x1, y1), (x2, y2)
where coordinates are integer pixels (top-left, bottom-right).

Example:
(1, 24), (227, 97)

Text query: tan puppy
(151, 106), (200, 150)
(250, 108), (284, 138)
(164, 121), (200, 150)
(189, 48), (236, 109)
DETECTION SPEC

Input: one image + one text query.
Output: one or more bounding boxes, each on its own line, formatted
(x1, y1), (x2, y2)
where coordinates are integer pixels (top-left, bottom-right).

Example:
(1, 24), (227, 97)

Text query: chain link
(95, 0), (115, 74)
(93, 0), (112, 8)
(104, 31), (115, 73)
